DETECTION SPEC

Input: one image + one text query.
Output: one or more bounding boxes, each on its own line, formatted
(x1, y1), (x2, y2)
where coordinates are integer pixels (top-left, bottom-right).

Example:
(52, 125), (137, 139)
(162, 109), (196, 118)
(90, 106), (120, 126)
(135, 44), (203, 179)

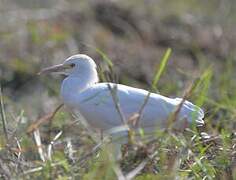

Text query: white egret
(40, 54), (204, 151)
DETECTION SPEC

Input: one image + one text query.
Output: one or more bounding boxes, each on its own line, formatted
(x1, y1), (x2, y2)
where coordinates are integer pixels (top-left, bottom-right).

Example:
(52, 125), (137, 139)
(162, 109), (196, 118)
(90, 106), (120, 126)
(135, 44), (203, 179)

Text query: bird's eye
(70, 63), (75, 68)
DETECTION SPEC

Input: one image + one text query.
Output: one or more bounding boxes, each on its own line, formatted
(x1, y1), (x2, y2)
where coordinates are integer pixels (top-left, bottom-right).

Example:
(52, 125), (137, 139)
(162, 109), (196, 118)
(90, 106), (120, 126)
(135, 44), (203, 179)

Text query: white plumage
(40, 54), (204, 139)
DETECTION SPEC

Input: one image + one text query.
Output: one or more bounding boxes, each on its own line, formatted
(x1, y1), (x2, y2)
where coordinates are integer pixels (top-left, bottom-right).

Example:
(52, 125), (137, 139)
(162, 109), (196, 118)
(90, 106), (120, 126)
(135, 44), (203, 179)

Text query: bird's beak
(38, 64), (65, 75)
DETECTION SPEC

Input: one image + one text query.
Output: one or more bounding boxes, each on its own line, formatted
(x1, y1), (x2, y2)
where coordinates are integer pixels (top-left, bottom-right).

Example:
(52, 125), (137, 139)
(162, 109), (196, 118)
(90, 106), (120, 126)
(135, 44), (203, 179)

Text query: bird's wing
(76, 83), (204, 130)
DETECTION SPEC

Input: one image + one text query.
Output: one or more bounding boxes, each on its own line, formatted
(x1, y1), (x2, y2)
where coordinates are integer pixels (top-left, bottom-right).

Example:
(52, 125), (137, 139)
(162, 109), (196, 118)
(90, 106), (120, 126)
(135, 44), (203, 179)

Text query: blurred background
(0, 1), (236, 179)
(0, 0), (235, 124)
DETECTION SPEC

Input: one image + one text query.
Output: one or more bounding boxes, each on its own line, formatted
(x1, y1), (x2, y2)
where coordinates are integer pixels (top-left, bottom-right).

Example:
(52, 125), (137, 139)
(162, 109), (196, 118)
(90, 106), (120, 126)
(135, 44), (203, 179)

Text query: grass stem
(0, 86), (8, 142)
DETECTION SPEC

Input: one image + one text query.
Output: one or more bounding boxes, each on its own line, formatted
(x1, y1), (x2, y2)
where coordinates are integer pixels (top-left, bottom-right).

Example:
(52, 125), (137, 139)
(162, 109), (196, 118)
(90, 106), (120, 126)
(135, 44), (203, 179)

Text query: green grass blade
(95, 48), (113, 67)
(152, 48), (172, 90)
(195, 68), (212, 106)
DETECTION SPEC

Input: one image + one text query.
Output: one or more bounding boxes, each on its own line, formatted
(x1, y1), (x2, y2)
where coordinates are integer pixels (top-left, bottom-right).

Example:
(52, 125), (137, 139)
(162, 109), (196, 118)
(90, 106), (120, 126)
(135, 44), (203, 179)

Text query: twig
(22, 160), (67, 175)
(33, 129), (45, 162)
(167, 79), (199, 128)
(47, 131), (63, 161)
(78, 137), (109, 165)
(106, 146), (126, 180)
(134, 92), (151, 128)
(15, 137), (22, 159)
(126, 160), (148, 180)
(112, 163), (126, 180)
(0, 86), (8, 142)
(23, 166), (43, 175)
(27, 104), (63, 134)
(107, 84), (127, 126)
(125, 151), (158, 180)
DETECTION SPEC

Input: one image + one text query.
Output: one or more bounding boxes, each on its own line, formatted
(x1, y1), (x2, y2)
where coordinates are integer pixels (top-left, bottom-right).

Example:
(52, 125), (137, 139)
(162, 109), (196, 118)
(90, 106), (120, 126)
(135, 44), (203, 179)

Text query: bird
(40, 54), (204, 152)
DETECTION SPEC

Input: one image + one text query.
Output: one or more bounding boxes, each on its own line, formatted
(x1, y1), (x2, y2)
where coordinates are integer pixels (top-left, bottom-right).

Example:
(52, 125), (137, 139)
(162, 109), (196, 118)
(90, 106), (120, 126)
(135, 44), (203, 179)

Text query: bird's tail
(175, 98), (205, 126)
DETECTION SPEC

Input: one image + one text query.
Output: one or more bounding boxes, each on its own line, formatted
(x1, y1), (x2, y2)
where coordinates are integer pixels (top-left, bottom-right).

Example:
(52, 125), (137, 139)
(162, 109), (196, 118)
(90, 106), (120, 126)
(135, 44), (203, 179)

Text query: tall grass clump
(0, 49), (235, 180)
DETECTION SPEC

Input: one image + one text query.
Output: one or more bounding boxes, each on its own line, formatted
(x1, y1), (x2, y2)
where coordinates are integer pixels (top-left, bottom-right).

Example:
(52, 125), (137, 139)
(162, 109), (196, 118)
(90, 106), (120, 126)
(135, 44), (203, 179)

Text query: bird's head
(39, 54), (97, 77)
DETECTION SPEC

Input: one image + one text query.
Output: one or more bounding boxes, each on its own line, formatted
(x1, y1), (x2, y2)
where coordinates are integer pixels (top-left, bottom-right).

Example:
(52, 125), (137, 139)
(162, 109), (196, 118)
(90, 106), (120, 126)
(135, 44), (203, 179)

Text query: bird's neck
(60, 68), (98, 106)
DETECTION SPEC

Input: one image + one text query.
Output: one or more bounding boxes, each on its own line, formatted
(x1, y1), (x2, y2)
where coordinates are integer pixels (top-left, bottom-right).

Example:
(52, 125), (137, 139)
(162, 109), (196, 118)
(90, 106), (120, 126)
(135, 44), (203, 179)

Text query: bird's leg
(110, 131), (129, 160)
(111, 143), (123, 160)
